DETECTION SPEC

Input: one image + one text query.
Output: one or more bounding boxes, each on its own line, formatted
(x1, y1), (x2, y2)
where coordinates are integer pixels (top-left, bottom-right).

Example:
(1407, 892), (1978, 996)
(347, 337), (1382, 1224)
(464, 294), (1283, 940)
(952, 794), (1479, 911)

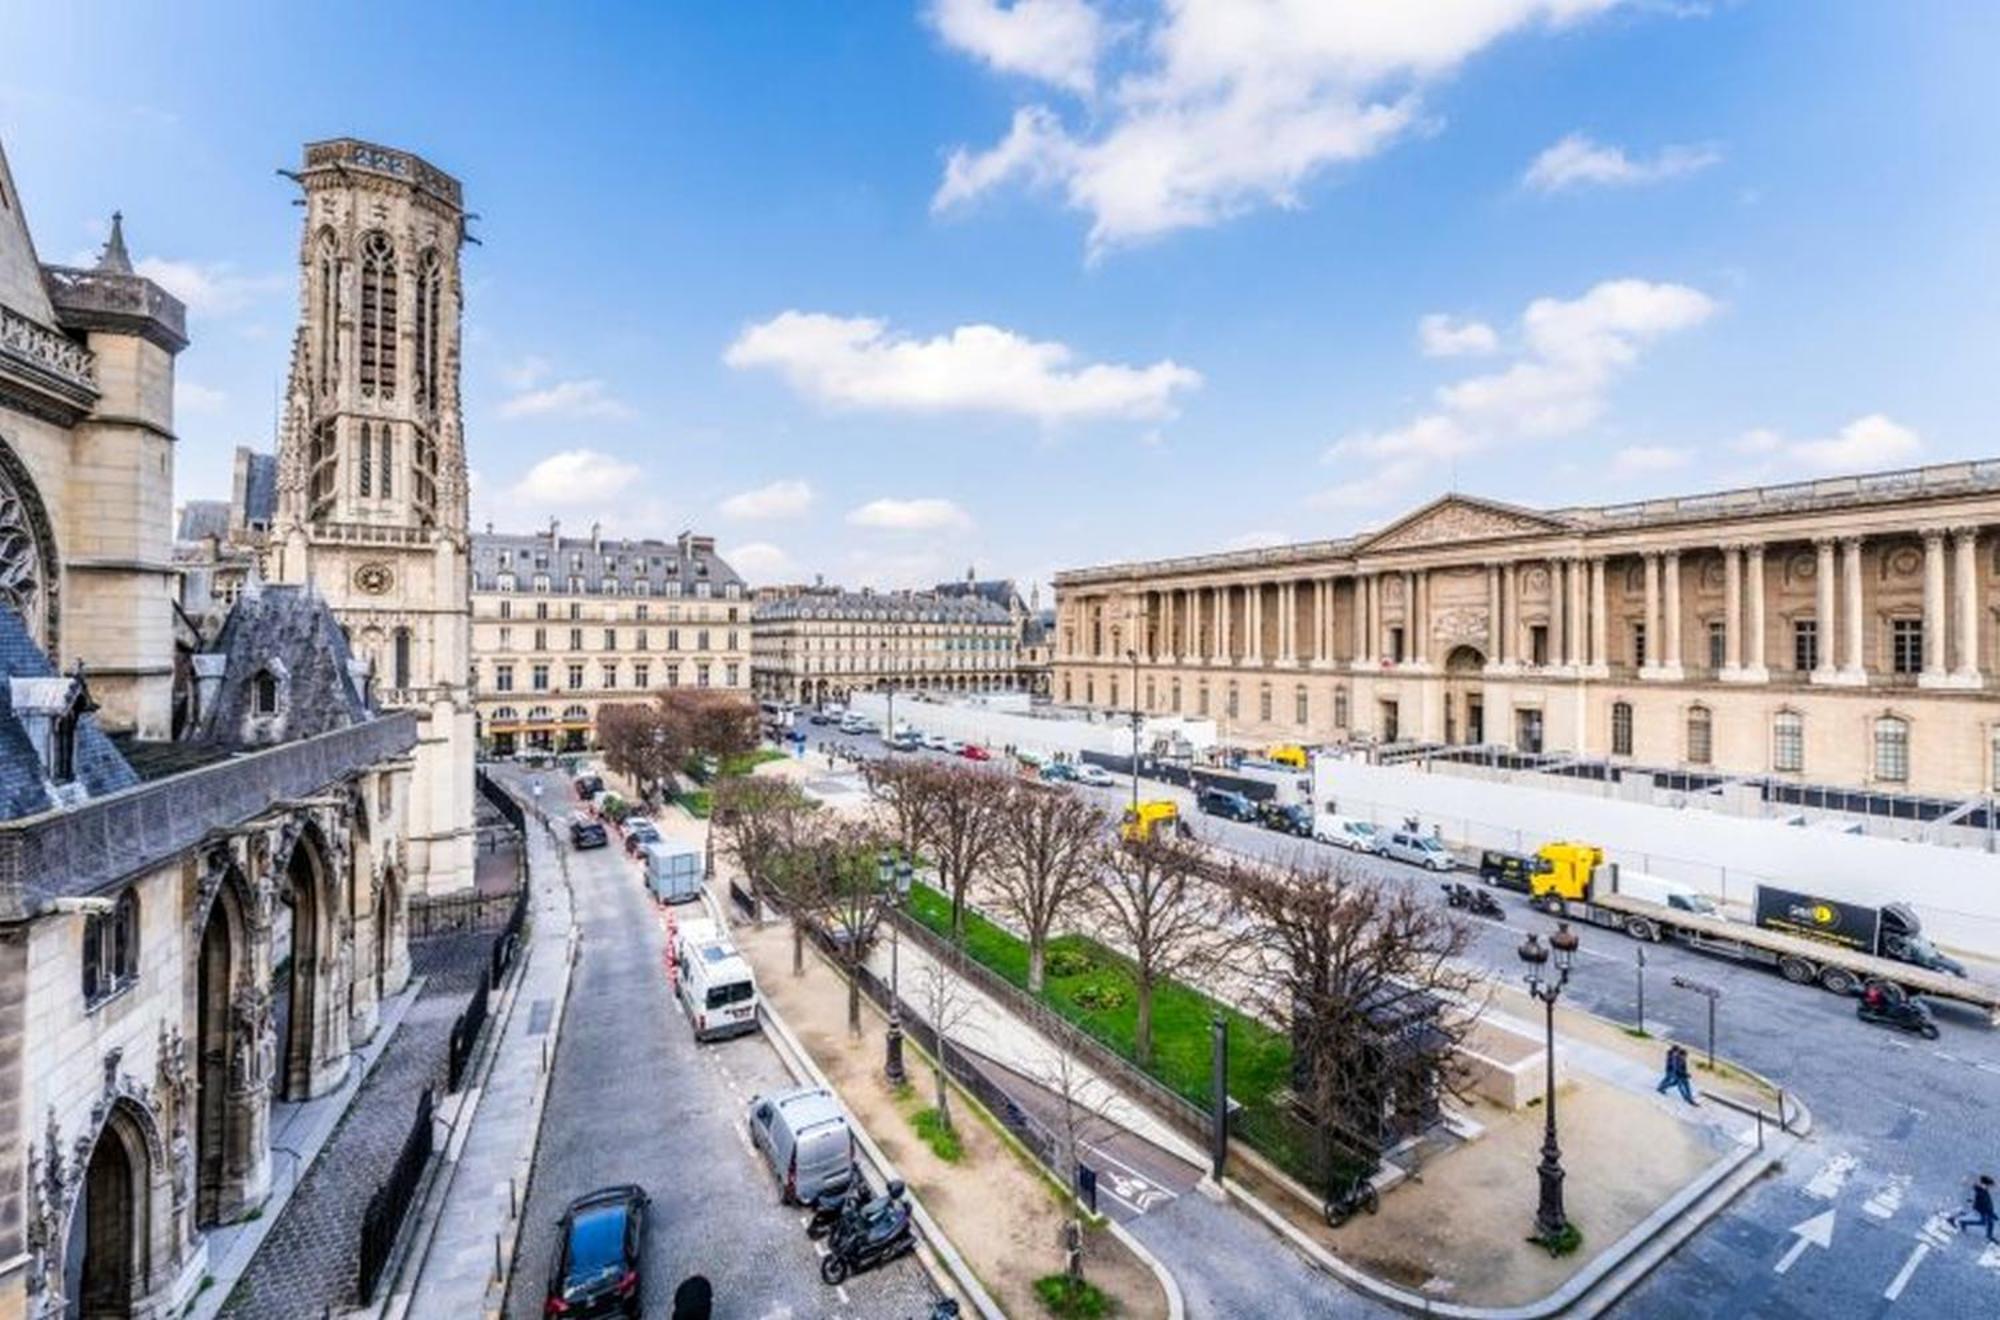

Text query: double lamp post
(1517, 920), (1581, 1248)
(877, 849), (915, 1086)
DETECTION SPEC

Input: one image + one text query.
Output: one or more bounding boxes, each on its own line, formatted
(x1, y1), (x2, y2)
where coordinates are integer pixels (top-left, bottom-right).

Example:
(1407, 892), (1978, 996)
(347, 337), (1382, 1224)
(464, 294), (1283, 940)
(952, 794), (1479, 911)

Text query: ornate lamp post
(879, 850), (915, 1086)
(1519, 921), (1580, 1246)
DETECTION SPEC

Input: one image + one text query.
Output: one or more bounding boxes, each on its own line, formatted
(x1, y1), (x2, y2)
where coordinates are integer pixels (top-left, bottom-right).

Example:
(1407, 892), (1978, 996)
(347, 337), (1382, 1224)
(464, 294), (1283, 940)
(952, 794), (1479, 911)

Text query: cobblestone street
(219, 929), (495, 1317)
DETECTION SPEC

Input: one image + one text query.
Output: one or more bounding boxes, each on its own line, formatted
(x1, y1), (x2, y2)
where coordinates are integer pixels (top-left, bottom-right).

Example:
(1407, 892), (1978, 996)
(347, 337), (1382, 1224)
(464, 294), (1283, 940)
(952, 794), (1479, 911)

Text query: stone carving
(1432, 607), (1491, 646)
(0, 447), (57, 647)
(230, 983), (275, 1095)
(25, 1108), (67, 1301)
(1887, 546), (1922, 579)
(1788, 552), (1816, 584)
(1699, 557), (1726, 590)
(1365, 498), (1565, 553)
(0, 301), (98, 387)
(1524, 567), (1551, 594)
(157, 1023), (192, 1211)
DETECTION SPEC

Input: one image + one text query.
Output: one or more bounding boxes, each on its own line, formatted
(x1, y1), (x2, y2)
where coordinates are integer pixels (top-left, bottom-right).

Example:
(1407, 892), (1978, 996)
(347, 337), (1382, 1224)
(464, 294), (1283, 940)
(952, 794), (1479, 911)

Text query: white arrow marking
(1774, 1209), (1836, 1275)
(1883, 1242), (1929, 1302)
(1803, 1152), (1857, 1201)
(1979, 1241), (2000, 1272)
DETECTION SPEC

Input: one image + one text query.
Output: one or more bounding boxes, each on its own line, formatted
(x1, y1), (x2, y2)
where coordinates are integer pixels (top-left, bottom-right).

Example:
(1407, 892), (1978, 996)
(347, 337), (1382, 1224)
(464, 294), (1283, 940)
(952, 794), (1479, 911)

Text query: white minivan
(1382, 830), (1456, 871)
(674, 920), (759, 1041)
(1316, 815), (1382, 854)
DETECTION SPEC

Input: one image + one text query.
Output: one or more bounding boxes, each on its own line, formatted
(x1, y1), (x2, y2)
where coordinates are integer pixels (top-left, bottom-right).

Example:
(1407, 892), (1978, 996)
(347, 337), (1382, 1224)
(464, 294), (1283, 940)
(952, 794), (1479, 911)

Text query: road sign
(1773, 1208), (1835, 1275)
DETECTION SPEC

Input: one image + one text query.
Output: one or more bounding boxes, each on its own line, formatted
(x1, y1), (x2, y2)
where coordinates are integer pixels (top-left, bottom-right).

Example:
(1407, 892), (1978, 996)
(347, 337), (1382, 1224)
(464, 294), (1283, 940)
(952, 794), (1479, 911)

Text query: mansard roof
(470, 528), (746, 593)
(753, 589), (1013, 626)
(0, 607), (138, 821)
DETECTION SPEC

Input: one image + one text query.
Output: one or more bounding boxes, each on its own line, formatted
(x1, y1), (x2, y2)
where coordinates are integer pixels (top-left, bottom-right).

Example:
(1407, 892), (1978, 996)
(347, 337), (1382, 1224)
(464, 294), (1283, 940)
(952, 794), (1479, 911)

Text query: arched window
(82, 889), (139, 1005)
(379, 425), (393, 499)
(357, 421), (372, 497)
(392, 627), (411, 689)
(1773, 711), (1804, 773)
(1610, 701), (1633, 757)
(415, 249), (443, 407)
(1686, 705), (1712, 765)
(1874, 716), (1910, 783)
(253, 670), (279, 716)
(1294, 685), (1308, 725)
(358, 230), (398, 398)
(314, 229), (341, 396)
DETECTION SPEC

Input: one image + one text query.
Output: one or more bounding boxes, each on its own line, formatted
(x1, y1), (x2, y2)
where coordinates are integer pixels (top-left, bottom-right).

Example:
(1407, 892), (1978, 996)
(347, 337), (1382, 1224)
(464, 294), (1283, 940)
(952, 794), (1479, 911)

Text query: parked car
(1260, 802), (1314, 837)
(748, 1087), (856, 1204)
(922, 732), (952, 752)
(573, 773), (604, 800)
(622, 819), (662, 857)
(886, 732), (923, 752)
(1040, 762), (1076, 783)
(570, 816), (609, 850)
(674, 920), (759, 1041)
(1197, 787), (1258, 822)
(545, 1184), (649, 1318)
(808, 712), (834, 726)
(1382, 830), (1456, 871)
(959, 744), (991, 761)
(1316, 815), (1382, 853)
(1073, 764), (1116, 788)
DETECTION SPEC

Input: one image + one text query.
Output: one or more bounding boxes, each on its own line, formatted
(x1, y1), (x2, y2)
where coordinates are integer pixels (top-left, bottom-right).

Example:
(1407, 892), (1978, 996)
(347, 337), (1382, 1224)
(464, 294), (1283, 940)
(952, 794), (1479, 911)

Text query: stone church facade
(1055, 467), (2000, 796)
(0, 135), (416, 1319)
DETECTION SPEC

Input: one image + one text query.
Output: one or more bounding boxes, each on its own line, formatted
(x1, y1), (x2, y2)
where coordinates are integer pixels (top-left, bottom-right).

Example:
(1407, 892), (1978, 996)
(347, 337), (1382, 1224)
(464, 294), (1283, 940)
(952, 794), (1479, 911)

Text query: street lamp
(1519, 921), (1580, 1247)
(1125, 648), (1141, 817)
(879, 849), (915, 1086)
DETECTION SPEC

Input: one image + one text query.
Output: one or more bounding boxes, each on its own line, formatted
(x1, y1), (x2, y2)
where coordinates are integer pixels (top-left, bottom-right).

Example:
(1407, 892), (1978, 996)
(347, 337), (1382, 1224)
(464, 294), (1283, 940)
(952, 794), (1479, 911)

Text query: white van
(675, 925), (759, 1041)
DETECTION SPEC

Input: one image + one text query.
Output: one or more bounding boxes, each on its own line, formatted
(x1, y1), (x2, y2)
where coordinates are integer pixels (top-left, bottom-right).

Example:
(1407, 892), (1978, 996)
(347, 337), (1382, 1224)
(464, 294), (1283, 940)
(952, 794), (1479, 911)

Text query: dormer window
(254, 669), (280, 716)
(51, 703), (78, 784)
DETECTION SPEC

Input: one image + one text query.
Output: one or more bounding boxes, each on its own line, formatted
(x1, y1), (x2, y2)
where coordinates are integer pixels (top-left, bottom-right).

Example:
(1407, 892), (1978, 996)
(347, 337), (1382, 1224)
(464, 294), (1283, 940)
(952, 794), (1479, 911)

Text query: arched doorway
(1443, 645), (1486, 745)
(63, 1101), (156, 1318)
(276, 830), (331, 1101)
(195, 876), (246, 1226)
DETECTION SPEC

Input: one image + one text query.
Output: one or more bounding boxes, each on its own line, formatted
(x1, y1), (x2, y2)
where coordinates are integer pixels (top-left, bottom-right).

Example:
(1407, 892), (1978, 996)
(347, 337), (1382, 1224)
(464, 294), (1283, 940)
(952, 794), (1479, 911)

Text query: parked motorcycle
(805, 1172), (865, 1239)
(1442, 881), (1505, 921)
(1856, 989), (1940, 1040)
(820, 1180), (916, 1284)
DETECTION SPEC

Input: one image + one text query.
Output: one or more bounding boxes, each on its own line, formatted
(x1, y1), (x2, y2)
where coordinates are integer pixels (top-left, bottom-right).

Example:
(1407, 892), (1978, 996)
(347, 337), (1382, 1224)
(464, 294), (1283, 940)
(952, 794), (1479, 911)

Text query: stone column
(1351, 575), (1369, 666)
(1921, 529), (1947, 681)
(1812, 538), (1838, 682)
(1249, 583), (1265, 662)
(1721, 544), (1744, 677)
(1745, 543), (1768, 679)
(1219, 585), (1234, 662)
(1312, 579), (1327, 665)
(1280, 580), (1297, 663)
(1588, 556), (1608, 675)
(1841, 538), (1865, 680)
(1410, 571), (1427, 666)
(1486, 565), (1504, 673)
(1642, 553), (1661, 676)
(1954, 527), (1982, 683)
(1661, 551), (1685, 678)
(1362, 574), (1378, 665)
(1548, 560), (1566, 668)
(1566, 557), (1586, 668)
(1502, 562), (1519, 667)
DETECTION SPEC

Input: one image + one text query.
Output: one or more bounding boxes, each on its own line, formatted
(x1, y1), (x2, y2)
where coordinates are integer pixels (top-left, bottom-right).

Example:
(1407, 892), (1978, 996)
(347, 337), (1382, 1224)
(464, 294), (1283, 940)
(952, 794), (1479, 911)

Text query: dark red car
(959, 744), (991, 761)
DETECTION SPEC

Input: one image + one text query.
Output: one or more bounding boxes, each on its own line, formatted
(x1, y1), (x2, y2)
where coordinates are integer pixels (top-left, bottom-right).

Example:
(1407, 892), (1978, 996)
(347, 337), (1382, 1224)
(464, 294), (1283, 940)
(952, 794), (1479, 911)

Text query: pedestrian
(1655, 1044), (1697, 1105)
(1952, 1174), (1997, 1243)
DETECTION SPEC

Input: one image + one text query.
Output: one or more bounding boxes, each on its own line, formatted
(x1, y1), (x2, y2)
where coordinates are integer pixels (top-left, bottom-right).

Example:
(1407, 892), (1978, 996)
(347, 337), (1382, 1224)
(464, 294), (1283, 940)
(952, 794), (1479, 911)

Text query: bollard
(1755, 1108), (1764, 1150)
(494, 1232), (504, 1283)
(509, 1176), (518, 1218)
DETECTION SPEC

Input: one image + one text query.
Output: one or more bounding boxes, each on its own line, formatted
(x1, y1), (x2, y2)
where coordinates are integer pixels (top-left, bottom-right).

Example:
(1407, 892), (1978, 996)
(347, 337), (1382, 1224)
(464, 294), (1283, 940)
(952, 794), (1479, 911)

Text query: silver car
(748, 1087), (855, 1204)
(1381, 830), (1455, 871)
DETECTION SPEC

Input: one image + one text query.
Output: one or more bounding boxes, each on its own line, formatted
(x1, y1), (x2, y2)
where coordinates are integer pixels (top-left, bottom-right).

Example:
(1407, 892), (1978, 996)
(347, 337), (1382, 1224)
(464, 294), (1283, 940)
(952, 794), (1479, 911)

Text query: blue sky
(4, 2), (1996, 594)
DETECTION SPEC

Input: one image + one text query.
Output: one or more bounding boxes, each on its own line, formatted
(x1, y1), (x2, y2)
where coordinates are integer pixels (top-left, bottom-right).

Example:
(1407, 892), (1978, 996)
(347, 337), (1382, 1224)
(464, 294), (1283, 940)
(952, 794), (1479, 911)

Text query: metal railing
(357, 1086), (435, 1303)
(446, 974), (490, 1093)
(0, 712), (418, 915)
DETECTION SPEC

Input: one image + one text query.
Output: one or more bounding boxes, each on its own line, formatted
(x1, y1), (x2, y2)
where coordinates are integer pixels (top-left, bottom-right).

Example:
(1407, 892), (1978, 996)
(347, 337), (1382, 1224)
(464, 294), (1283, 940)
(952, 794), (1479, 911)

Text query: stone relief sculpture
(24, 1108), (67, 1303)
(230, 983), (274, 1095)
(1432, 606), (1491, 646)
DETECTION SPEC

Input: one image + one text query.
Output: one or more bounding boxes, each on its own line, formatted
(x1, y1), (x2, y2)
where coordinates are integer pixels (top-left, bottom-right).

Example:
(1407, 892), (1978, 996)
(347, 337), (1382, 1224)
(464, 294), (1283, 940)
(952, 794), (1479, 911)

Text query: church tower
(271, 138), (475, 896)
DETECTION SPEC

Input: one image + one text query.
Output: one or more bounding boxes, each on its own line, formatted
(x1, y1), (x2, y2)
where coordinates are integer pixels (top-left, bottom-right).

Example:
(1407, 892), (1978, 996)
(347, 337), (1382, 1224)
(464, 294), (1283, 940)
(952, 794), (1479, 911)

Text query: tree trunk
(1135, 973), (1155, 1068)
(934, 1063), (952, 1130)
(792, 921), (804, 976)
(949, 869), (966, 942)
(846, 962), (862, 1036)
(1028, 938), (1046, 995)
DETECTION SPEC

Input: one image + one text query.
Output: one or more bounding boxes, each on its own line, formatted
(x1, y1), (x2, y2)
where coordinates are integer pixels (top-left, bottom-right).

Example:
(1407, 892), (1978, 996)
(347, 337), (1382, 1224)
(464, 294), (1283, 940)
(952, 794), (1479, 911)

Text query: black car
(574, 773), (604, 800)
(547, 1184), (648, 1317)
(622, 820), (662, 857)
(1477, 849), (1546, 893)
(570, 817), (609, 850)
(808, 712), (834, 726)
(1197, 788), (1259, 822)
(1259, 802), (1314, 837)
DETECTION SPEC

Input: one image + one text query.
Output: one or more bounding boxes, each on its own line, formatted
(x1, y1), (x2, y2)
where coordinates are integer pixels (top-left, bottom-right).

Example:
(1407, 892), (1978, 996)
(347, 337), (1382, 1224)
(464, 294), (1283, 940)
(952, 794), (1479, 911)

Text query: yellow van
(1268, 744), (1308, 769)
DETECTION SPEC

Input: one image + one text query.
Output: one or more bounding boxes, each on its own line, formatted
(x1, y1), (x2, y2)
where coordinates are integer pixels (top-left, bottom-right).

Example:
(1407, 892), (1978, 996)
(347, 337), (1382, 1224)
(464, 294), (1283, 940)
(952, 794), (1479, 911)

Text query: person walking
(1655, 1044), (1698, 1105)
(1952, 1174), (1997, 1242)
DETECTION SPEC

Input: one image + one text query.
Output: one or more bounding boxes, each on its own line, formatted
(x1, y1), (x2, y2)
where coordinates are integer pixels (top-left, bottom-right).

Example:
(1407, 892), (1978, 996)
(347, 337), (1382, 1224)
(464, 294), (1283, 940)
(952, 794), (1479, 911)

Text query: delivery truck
(1523, 840), (1999, 1021)
(641, 838), (705, 904)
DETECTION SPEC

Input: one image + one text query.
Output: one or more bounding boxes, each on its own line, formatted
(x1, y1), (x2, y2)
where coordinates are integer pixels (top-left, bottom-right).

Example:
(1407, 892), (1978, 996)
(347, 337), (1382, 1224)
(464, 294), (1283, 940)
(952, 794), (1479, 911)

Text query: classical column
(1642, 553), (1661, 677)
(1363, 574), (1379, 665)
(1311, 579), (1328, 666)
(1486, 565), (1504, 673)
(1249, 583), (1264, 662)
(1410, 571), (1428, 666)
(1547, 560), (1566, 668)
(1502, 562), (1520, 667)
(1661, 551), (1685, 678)
(1841, 537), (1866, 681)
(1588, 556), (1608, 675)
(1220, 585), (1235, 662)
(1954, 527), (1982, 683)
(1812, 538), (1838, 682)
(1721, 544), (1744, 677)
(1744, 543), (1768, 679)
(1566, 557), (1586, 669)
(1352, 575), (1370, 667)
(1921, 529), (1947, 682)
(1280, 580), (1297, 663)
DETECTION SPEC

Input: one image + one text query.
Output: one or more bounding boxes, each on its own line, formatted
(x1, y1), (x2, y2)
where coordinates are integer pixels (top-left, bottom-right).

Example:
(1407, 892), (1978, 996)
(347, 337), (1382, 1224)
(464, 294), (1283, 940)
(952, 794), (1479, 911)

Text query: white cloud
(1326, 414), (1475, 465)
(501, 355), (552, 390)
(727, 541), (794, 580)
(505, 449), (644, 507)
(1732, 427), (1783, 456)
(1610, 444), (1692, 476)
(1754, 414), (1923, 473)
(497, 378), (634, 421)
(176, 380), (227, 413)
(725, 311), (1199, 423)
(134, 257), (286, 315)
(720, 479), (815, 520)
(1523, 132), (1721, 192)
(934, 0), (1621, 252)
(846, 498), (974, 532)
(1417, 313), (1497, 357)
(929, 0), (1107, 95)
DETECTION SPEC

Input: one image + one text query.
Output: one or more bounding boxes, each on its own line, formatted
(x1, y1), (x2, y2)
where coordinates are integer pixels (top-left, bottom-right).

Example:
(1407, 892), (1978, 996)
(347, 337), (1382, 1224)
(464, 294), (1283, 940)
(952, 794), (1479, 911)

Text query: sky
(4, 2), (1997, 598)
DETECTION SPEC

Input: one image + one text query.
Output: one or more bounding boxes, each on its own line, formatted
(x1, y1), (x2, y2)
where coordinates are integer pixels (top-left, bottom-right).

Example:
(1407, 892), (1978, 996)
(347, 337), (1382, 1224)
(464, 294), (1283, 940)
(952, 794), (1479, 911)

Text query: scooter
(820, 1180), (916, 1284)
(1856, 991), (1940, 1040)
(804, 1172), (865, 1239)
(1443, 881), (1505, 921)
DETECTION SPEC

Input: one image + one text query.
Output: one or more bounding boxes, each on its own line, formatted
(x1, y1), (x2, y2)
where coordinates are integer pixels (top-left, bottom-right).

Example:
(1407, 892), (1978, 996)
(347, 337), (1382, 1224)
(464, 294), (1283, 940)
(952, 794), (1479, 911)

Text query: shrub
(1533, 1222), (1584, 1257)
(1046, 947), (1095, 979)
(911, 1108), (963, 1163)
(1034, 1275), (1112, 1319)
(1071, 977), (1128, 1012)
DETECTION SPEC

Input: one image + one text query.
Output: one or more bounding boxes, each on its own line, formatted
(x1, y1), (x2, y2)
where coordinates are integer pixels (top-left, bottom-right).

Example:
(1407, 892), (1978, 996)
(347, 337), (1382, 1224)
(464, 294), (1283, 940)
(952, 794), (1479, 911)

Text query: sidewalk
(392, 774), (578, 1319)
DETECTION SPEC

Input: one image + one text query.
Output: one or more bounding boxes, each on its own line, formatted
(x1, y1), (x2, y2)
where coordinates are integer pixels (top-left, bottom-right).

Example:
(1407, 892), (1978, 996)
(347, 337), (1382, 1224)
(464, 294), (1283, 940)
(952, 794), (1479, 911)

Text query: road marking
(1803, 1152), (1857, 1201)
(1864, 1173), (1912, 1220)
(1979, 1241), (2000, 1272)
(1916, 1212), (1956, 1249)
(1774, 1209), (1835, 1275)
(1883, 1242), (1929, 1302)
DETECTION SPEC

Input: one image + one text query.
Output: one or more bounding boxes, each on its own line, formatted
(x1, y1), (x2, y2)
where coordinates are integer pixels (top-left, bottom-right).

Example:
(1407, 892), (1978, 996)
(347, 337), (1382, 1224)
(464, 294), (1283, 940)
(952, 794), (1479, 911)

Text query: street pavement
(499, 765), (935, 1320)
(805, 723), (2000, 1318)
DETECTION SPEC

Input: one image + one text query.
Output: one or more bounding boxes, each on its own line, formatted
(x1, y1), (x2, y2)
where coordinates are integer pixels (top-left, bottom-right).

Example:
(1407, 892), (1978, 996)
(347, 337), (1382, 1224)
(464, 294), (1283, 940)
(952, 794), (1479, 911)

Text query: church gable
(1359, 495), (1571, 554)
(0, 139), (57, 325)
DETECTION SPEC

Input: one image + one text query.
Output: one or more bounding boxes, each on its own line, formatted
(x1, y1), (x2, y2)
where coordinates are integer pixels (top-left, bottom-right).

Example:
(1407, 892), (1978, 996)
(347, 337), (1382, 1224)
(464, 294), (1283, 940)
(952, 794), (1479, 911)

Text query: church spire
(95, 211), (133, 274)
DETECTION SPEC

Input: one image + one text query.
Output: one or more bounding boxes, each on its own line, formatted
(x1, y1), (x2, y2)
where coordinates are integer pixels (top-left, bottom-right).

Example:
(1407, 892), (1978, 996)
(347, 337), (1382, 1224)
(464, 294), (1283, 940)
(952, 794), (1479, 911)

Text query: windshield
(565, 1206), (625, 1285)
(706, 980), (754, 1008)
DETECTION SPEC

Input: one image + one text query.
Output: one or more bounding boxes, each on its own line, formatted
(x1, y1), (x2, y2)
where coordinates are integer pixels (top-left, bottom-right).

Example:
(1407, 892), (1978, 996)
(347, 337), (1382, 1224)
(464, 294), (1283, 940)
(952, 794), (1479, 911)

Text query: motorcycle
(804, 1172), (865, 1240)
(820, 1180), (916, 1284)
(1322, 1171), (1381, 1228)
(1442, 881), (1505, 921)
(1856, 990), (1940, 1040)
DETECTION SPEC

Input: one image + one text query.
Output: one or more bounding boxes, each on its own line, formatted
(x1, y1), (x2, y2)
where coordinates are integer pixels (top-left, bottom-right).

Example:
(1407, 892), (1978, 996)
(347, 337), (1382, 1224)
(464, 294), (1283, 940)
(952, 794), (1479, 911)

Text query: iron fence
(490, 880), (528, 987)
(447, 978), (490, 1093)
(357, 1086), (435, 1303)
(406, 888), (517, 938)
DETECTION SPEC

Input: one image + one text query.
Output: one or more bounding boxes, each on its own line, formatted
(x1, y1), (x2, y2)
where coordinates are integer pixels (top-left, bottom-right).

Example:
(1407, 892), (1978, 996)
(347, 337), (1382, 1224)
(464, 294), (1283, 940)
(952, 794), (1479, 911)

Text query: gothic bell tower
(272, 138), (475, 896)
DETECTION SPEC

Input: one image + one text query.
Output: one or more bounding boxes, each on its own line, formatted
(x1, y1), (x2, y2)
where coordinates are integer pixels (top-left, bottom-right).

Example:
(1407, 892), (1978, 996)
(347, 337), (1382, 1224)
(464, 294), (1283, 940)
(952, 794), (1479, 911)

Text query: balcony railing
(0, 712), (417, 917)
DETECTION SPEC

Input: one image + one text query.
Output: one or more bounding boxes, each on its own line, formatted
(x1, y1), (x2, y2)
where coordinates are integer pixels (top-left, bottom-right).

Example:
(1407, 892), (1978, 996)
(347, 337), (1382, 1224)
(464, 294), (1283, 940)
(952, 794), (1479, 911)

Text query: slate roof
(196, 583), (372, 748)
(933, 577), (1024, 613)
(470, 530), (746, 595)
(0, 607), (139, 821)
(753, 590), (1012, 625)
(1022, 608), (1055, 647)
(176, 499), (231, 542)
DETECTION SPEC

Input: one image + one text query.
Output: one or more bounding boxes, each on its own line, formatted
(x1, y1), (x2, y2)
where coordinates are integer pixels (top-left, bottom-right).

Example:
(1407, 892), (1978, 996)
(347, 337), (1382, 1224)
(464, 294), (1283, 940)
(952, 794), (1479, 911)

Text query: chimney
(591, 521), (602, 554)
(548, 518), (561, 552)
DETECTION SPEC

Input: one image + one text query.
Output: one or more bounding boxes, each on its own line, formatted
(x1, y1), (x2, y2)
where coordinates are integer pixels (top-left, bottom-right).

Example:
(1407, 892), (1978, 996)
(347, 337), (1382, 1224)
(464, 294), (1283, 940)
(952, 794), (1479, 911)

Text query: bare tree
(1088, 832), (1216, 1069)
(664, 688), (759, 767)
(992, 782), (1106, 993)
(712, 776), (813, 926)
(861, 756), (942, 860)
(909, 952), (977, 1131)
(1227, 849), (1484, 1192)
(1034, 1037), (1123, 1287)
(594, 702), (686, 803)
(918, 763), (1011, 940)
(771, 815), (894, 1033)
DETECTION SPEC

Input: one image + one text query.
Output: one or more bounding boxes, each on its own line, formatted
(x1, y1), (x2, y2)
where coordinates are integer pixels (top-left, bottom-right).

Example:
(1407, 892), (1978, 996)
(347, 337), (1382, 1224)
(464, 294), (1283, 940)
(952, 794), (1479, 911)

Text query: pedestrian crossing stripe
(1803, 1153), (1857, 1201)
(1915, 1212), (1955, 1249)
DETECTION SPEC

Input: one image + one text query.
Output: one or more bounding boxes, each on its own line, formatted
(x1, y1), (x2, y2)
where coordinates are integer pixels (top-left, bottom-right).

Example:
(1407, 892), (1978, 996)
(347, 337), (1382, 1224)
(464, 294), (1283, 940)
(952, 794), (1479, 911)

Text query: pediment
(1359, 496), (1571, 554)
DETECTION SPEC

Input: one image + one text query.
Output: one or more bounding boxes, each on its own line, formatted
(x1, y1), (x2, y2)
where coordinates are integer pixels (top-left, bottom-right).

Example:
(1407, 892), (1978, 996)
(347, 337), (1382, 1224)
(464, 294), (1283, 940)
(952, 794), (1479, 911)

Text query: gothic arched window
(415, 248), (442, 407)
(379, 426), (393, 499)
(393, 627), (412, 689)
(357, 421), (372, 497)
(314, 229), (341, 397)
(358, 230), (398, 398)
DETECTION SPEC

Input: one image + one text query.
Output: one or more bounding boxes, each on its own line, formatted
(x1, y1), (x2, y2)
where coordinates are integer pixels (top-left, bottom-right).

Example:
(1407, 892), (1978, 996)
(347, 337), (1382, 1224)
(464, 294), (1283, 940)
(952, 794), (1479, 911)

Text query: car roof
(771, 1086), (844, 1127)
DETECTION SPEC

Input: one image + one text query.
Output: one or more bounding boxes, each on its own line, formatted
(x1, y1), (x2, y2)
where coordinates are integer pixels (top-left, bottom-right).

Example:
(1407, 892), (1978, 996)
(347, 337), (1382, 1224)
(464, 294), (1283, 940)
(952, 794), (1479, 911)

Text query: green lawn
(676, 789), (713, 819)
(721, 747), (788, 777)
(904, 882), (1292, 1117)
